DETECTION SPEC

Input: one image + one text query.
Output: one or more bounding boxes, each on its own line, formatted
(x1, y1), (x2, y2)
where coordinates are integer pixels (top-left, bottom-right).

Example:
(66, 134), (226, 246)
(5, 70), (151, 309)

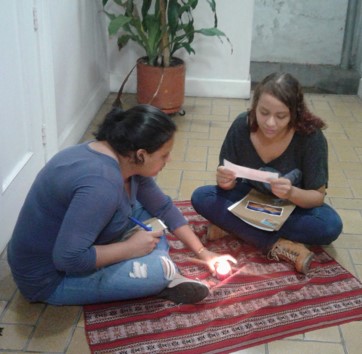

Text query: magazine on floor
(228, 188), (295, 231)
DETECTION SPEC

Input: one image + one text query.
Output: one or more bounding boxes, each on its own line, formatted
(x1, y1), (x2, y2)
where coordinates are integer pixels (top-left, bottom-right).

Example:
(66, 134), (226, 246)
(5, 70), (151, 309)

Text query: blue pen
(128, 216), (153, 231)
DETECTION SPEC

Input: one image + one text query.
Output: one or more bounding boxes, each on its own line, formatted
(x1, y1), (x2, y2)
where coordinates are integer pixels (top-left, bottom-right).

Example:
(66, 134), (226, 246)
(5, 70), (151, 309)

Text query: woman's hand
(268, 177), (326, 208)
(269, 177), (293, 200)
(172, 224), (237, 276)
(94, 229), (164, 268)
(199, 249), (237, 276)
(216, 166), (236, 190)
(125, 229), (164, 258)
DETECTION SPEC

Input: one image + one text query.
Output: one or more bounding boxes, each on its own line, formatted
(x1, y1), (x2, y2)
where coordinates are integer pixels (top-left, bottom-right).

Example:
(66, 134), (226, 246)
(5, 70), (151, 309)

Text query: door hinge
(41, 124), (47, 146)
(33, 7), (39, 31)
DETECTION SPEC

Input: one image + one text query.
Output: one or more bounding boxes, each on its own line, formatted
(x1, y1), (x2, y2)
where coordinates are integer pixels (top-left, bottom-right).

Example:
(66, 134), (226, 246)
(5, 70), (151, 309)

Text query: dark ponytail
(94, 105), (177, 162)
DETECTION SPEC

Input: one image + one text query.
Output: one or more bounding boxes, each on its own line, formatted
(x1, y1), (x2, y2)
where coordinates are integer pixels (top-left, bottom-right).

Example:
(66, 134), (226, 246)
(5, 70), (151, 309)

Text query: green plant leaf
(196, 28), (226, 37)
(108, 15), (133, 36)
(117, 34), (131, 51)
(143, 14), (162, 63)
(181, 43), (195, 55)
(114, 0), (126, 6)
(206, 0), (216, 13)
(168, 0), (181, 35)
(188, 0), (198, 10)
(141, 0), (153, 18)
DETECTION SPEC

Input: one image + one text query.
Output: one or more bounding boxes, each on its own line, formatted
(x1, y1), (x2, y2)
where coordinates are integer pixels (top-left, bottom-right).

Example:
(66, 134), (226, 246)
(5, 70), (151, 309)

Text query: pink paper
(224, 159), (278, 183)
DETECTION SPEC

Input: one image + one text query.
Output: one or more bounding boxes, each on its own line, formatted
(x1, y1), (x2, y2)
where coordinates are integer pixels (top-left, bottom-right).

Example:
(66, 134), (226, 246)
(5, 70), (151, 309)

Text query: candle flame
(216, 261), (231, 276)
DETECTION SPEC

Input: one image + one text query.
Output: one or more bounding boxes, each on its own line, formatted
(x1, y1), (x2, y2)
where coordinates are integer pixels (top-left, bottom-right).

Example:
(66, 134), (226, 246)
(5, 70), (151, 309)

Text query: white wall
(0, 0), (109, 253)
(107, 0), (254, 99)
(0, 0), (46, 253)
(49, 0), (109, 150)
(251, 0), (348, 65)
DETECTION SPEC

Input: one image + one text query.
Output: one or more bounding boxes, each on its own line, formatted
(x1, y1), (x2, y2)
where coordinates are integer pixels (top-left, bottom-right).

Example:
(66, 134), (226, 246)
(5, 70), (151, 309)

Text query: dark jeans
(191, 183), (343, 253)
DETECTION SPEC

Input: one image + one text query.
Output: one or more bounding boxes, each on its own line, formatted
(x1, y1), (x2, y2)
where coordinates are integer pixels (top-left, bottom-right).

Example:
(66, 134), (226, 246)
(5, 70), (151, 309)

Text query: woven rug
(84, 201), (362, 354)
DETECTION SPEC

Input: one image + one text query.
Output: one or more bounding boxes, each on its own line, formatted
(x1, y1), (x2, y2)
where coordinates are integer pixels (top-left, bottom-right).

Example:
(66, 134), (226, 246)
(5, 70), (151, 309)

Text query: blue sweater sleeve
(136, 176), (187, 232)
(52, 176), (120, 273)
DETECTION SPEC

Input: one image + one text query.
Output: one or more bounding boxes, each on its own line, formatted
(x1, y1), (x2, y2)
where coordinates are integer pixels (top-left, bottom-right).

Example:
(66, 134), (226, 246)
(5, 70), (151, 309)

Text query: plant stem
(159, 0), (170, 67)
(112, 63), (136, 108)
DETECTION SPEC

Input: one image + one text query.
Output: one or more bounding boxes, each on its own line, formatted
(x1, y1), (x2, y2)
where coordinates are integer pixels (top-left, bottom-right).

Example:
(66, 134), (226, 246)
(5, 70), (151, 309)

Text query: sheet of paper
(224, 159), (279, 183)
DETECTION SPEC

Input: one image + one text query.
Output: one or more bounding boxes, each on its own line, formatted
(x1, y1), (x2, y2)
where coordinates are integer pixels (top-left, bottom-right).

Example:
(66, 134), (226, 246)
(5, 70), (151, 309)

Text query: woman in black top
(191, 73), (343, 274)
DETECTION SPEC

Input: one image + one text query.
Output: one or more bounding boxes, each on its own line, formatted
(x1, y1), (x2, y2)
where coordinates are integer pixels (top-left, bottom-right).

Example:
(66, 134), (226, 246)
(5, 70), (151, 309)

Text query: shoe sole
(157, 282), (209, 304)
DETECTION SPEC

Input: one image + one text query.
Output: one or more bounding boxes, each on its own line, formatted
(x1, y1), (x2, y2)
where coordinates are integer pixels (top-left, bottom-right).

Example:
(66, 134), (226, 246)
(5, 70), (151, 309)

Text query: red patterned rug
(84, 201), (362, 354)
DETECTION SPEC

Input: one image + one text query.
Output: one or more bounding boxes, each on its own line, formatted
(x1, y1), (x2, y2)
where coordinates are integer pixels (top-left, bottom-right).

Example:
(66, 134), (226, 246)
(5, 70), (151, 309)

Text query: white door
(0, 1), (47, 253)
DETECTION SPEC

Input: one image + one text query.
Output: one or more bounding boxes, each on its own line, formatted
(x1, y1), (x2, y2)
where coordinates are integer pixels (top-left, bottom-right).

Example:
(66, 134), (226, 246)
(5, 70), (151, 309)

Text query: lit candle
(215, 261), (232, 280)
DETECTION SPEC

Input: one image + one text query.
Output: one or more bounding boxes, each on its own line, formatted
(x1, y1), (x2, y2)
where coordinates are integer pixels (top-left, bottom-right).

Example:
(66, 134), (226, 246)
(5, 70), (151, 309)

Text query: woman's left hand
(199, 250), (237, 276)
(268, 177), (326, 208)
(269, 177), (293, 200)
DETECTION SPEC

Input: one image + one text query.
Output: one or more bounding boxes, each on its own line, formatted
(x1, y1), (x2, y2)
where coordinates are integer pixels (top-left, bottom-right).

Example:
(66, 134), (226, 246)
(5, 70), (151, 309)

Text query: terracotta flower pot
(137, 57), (185, 115)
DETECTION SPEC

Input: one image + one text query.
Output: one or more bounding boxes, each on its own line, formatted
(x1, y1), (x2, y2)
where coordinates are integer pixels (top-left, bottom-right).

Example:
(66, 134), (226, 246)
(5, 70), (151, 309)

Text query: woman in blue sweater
(7, 104), (235, 305)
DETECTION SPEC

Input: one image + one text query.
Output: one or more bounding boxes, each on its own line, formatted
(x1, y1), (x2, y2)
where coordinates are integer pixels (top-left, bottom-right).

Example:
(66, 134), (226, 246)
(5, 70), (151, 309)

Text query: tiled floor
(1, 92), (362, 353)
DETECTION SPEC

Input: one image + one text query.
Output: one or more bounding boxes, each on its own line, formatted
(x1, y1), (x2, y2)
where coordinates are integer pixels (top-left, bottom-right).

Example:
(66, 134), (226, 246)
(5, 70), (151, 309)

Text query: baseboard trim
(110, 73), (251, 99)
(185, 78), (251, 99)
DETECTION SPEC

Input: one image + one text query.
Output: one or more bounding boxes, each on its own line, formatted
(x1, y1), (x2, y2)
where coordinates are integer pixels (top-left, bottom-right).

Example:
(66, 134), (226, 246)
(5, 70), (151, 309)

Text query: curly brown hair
(248, 72), (326, 135)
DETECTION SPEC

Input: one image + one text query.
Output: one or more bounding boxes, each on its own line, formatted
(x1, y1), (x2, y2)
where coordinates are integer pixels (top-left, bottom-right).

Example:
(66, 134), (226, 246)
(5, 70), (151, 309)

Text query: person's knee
(128, 256), (177, 281)
(160, 256), (177, 281)
(191, 186), (204, 207)
(312, 214), (343, 245)
(324, 216), (343, 244)
(191, 185), (213, 212)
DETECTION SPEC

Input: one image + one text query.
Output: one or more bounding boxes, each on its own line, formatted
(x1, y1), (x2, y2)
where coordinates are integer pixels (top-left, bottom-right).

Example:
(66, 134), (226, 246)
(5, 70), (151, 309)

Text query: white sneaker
(157, 273), (209, 304)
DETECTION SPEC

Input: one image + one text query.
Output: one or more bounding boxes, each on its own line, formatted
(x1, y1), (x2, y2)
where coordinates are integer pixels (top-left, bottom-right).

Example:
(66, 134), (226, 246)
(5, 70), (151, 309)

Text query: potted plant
(103, 0), (232, 114)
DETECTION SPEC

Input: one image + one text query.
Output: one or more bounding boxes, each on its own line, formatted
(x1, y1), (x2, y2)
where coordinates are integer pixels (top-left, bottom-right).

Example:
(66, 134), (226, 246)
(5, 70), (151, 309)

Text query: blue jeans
(46, 204), (174, 305)
(191, 183), (343, 253)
